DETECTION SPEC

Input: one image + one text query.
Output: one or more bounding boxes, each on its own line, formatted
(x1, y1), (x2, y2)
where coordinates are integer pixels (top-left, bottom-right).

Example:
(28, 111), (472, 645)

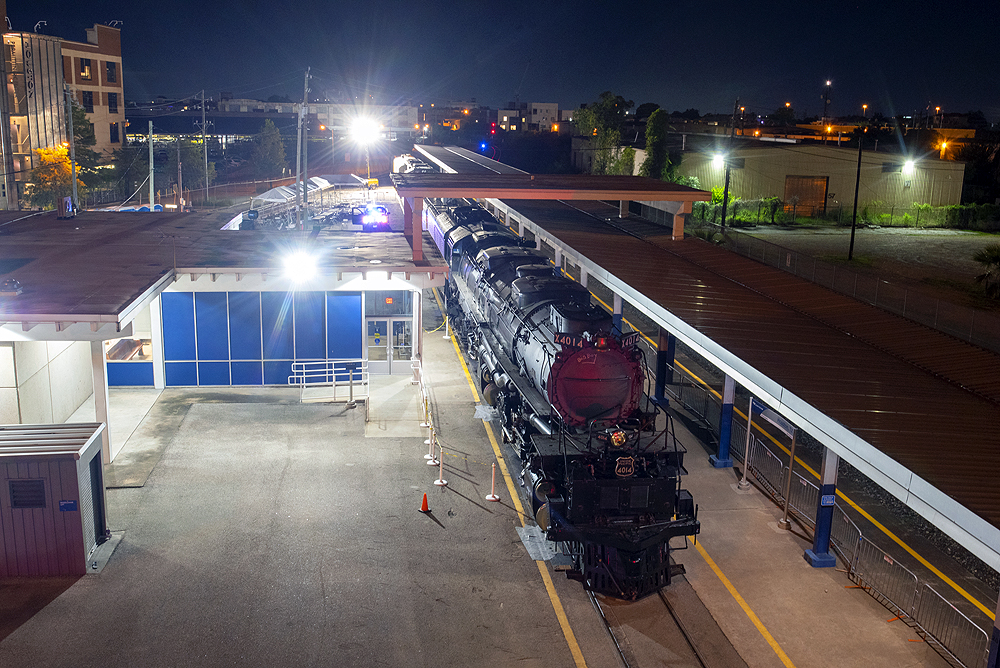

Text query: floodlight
(903, 160), (915, 175)
(351, 118), (380, 145)
(284, 251), (317, 282)
(712, 154), (724, 169)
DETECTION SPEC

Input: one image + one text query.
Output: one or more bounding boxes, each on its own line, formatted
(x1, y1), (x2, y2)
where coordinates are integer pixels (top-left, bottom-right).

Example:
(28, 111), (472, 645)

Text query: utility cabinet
(0, 423), (108, 577)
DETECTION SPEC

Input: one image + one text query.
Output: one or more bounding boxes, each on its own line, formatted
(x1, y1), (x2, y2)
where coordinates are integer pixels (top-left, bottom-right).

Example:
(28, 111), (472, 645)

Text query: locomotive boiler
(428, 199), (700, 599)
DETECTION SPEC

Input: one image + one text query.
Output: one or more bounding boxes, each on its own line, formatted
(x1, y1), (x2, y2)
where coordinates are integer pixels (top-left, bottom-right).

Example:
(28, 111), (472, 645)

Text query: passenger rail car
(426, 199), (700, 599)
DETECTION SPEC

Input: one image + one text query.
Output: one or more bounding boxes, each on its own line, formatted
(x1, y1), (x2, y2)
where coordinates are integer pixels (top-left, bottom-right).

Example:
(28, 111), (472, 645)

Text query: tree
(251, 119), (287, 179)
(768, 105), (796, 126)
(110, 140), (150, 198)
(957, 140), (999, 203)
(608, 147), (635, 176)
(165, 138), (216, 191)
(973, 243), (1000, 298)
(574, 92), (634, 175)
(638, 109), (670, 179)
(26, 146), (85, 209)
(65, 99), (106, 188)
(635, 102), (660, 121)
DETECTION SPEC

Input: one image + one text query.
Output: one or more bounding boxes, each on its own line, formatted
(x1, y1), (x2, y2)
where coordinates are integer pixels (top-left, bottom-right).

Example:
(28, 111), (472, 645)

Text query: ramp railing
(288, 359), (369, 407)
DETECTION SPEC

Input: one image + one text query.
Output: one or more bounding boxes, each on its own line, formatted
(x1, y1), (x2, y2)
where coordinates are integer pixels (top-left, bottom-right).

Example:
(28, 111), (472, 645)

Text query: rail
(287, 359), (369, 410)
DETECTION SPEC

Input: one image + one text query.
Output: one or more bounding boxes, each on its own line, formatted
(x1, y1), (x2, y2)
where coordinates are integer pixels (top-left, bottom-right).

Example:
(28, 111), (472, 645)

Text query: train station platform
(0, 291), (952, 667)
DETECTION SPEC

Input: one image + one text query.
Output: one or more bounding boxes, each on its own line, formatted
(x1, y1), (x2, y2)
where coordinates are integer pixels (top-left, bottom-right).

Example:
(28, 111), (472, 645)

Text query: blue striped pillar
(805, 447), (839, 567)
(612, 294), (623, 336)
(710, 376), (735, 468)
(653, 328), (675, 409)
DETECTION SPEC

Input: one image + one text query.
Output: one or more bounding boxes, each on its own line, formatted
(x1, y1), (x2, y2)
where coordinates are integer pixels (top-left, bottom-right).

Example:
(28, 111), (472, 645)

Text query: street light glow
(712, 154), (724, 169)
(903, 160), (915, 175)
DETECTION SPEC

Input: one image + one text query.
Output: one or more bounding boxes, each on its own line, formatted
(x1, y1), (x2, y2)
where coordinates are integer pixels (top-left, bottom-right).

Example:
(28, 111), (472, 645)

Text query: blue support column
(988, 591), (1000, 668)
(653, 328), (676, 409)
(612, 294), (623, 336)
(710, 375), (735, 468)
(805, 447), (839, 567)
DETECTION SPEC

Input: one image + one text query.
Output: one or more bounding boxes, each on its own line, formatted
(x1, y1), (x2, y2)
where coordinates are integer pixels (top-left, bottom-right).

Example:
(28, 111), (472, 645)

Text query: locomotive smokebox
(549, 343), (644, 426)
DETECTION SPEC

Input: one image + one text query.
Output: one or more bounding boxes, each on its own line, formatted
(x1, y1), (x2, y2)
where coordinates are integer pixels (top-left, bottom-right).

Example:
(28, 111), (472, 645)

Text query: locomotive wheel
(535, 503), (550, 531)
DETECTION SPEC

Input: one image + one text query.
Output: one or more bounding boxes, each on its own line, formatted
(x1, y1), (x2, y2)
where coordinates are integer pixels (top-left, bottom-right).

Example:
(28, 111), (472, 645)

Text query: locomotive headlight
(611, 430), (627, 448)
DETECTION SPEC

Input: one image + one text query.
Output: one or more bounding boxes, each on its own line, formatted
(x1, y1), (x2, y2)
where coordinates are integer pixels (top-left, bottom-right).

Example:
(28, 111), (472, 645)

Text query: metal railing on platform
(638, 350), (993, 667)
(288, 360), (369, 409)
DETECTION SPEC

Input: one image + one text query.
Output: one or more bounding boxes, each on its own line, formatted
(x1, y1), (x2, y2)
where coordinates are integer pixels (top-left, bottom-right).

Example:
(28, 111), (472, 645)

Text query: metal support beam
(805, 447), (840, 567)
(90, 340), (112, 464)
(653, 327), (675, 409)
(619, 200), (629, 218)
(612, 294), (623, 335)
(712, 375), (735, 467)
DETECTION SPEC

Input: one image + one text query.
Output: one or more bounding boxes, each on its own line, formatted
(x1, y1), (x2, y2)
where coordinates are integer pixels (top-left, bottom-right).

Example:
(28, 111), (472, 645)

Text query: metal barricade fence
(728, 421), (784, 500)
(850, 536), (921, 619)
(786, 471), (819, 527)
(914, 584), (990, 668)
(829, 505), (863, 569)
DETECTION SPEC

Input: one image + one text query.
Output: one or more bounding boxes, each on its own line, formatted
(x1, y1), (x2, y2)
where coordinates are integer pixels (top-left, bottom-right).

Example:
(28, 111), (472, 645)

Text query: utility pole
(176, 137), (183, 211)
(849, 122), (866, 260)
(148, 121), (154, 208)
(720, 98), (739, 232)
(64, 85), (78, 212)
(302, 67), (311, 228)
(201, 90), (208, 206)
(294, 103), (303, 230)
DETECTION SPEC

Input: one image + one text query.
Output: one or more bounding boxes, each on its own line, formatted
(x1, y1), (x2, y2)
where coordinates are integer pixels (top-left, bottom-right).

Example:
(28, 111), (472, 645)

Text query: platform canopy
(390, 172), (711, 203)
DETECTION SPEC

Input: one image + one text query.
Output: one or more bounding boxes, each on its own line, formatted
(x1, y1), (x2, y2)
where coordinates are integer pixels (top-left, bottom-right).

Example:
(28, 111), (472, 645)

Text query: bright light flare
(903, 160), (915, 175)
(351, 118), (380, 145)
(712, 154), (724, 169)
(284, 251), (317, 282)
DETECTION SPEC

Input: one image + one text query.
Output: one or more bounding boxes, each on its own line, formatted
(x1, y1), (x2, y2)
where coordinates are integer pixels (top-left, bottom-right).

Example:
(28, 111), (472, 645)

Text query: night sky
(9, 0), (999, 121)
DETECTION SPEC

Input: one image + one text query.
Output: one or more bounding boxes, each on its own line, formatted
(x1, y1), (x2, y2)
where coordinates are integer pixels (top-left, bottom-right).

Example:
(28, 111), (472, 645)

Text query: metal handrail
(288, 359), (369, 404)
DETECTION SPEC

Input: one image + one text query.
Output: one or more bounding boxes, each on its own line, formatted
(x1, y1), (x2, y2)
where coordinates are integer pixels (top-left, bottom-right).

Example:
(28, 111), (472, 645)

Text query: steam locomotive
(427, 199), (700, 600)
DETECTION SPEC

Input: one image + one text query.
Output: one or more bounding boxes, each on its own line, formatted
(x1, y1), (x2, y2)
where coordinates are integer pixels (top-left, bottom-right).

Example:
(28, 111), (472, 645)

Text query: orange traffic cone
(419, 492), (430, 513)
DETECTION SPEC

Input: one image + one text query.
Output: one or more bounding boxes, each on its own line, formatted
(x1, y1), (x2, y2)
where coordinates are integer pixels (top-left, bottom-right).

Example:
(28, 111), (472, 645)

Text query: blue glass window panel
(294, 292), (325, 360)
(165, 362), (197, 386)
(263, 360), (293, 386)
(198, 362), (231, 386)
(107, 362), (154, 386)
(231, 361), (263, 385)
(327, 292), (362, 359)
(261, 292), (294, 360)
(228, 292), (262, 360)
(162, 292), (195, 360)
(195, 293), (230, 361)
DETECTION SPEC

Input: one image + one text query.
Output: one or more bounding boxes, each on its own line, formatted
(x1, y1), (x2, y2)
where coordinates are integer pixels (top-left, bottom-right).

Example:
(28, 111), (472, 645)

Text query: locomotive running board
(478, 326), (551, 418)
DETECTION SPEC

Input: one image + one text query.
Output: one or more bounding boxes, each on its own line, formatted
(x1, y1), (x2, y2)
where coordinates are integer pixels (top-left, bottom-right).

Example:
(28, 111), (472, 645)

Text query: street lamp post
(849, 112), (867, 261)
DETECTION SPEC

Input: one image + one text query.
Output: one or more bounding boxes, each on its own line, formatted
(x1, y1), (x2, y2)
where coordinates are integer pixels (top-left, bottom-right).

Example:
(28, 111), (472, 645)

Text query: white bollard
(434, 443), (448, 487)
(485, 462), (500, 502)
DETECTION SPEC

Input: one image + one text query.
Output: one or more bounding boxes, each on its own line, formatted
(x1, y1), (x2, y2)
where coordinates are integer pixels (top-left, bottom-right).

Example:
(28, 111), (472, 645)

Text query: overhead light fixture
(283, 251), (317, 282)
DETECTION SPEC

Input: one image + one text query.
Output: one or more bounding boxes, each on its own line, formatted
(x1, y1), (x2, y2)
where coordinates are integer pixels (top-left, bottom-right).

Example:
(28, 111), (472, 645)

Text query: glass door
(391, 320), (412, 375)
(366, 319), (389, 374)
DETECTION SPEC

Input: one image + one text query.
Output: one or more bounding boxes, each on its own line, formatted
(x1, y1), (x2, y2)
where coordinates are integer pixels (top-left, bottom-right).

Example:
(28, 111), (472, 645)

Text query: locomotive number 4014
(553, 332), (585, 348)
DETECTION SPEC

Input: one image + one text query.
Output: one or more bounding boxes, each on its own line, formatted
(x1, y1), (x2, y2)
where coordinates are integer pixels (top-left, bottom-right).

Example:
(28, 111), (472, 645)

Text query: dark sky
(10, 0), (999, 121)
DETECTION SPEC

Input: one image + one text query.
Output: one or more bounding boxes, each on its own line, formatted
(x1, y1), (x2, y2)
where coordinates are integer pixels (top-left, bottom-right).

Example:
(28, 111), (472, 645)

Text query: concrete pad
(69, 387), (162, 460)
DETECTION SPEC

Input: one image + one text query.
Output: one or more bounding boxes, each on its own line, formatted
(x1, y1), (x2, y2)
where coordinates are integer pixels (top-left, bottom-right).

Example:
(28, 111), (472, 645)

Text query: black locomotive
(427, 199), (699, 599)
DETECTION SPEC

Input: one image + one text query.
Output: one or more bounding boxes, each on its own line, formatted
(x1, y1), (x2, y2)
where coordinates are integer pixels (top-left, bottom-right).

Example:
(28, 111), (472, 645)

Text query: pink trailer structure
(1, 423), (108, 577)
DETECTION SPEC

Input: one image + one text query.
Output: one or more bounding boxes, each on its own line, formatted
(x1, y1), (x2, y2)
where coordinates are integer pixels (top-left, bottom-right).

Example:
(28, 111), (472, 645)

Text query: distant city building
(1, 31), (67, 210)
(497, 103), (560, 132)
(61, 24), (125, 157)
(215, 98), (418, 135)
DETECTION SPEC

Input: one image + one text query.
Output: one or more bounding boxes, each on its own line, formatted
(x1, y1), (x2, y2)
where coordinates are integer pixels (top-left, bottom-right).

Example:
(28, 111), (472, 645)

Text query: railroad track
(589, 575), (748, 668)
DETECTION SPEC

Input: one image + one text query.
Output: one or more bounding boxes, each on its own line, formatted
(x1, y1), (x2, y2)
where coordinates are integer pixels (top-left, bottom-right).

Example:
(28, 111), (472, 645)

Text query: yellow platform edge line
(692, 538), (798, 668)
(436, 288), (588, 668)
